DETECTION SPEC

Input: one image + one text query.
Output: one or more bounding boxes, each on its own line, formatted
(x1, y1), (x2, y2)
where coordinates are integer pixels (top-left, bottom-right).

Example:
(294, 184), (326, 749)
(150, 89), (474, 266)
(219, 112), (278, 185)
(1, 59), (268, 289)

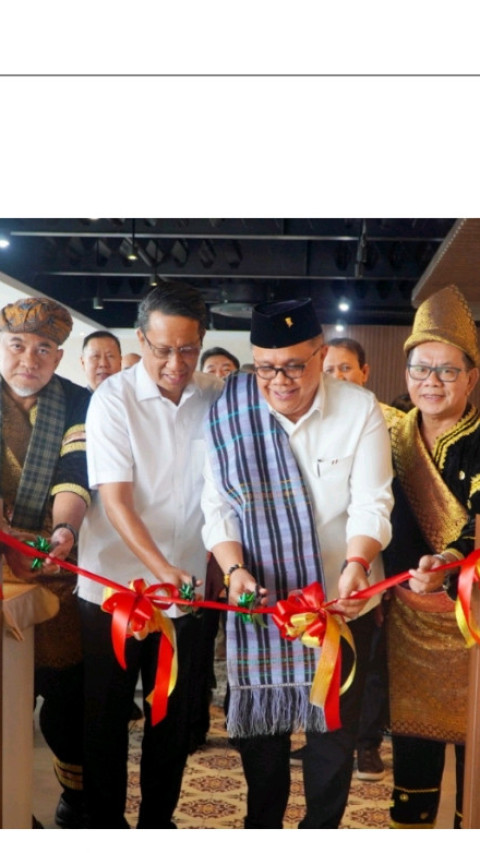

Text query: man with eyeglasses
(383, 284), (480, 829)
(202, 298), (393, 828)
(77, 283), (223, 828)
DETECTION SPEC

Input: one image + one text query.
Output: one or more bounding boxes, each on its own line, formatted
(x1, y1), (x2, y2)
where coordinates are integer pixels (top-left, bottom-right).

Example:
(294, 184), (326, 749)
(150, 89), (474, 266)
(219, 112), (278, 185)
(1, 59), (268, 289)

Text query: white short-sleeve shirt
(78, 360), (222, 607)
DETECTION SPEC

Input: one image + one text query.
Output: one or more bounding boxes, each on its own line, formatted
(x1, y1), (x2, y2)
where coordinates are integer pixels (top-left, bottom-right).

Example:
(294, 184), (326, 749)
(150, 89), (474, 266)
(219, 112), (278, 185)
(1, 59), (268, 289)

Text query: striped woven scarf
(0, 375), (66, 529)
(206, 372), (327, 737)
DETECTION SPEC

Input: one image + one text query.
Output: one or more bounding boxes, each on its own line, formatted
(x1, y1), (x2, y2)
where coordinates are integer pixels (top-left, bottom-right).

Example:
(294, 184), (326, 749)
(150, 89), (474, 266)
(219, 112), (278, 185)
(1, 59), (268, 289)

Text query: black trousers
(356, 615), (389, 749)
(391, 735), (465, 828)
(35, 662), (84, 798)
(79, 600), (200, 829)
(237, 609), (376, 828)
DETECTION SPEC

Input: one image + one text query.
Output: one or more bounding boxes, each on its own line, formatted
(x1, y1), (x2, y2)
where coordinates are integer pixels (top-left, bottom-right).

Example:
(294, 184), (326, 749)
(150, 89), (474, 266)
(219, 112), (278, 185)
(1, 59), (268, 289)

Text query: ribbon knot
(102, 580), (180, 724)
(272, 581), (355, 730)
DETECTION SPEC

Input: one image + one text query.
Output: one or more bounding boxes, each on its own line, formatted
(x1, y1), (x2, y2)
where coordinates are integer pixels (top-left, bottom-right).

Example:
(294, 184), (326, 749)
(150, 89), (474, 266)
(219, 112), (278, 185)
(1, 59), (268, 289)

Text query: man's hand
(157, 563), (203, 594)
(335, 561), (369, 618)
(43, 526), (76, 572)
(408, 554), (446, 594)
(3, 540), (37, 580)
(227, 567), (267, 606)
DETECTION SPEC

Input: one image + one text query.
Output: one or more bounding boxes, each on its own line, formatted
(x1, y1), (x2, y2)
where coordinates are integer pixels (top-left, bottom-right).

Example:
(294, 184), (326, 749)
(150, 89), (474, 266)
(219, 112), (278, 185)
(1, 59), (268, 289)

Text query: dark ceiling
(0, 218), (457, 330)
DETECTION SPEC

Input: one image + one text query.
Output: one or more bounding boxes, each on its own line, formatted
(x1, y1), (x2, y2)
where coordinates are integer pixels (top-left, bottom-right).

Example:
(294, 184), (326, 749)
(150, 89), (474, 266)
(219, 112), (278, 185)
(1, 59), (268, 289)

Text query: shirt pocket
(316, 454), (354, 480)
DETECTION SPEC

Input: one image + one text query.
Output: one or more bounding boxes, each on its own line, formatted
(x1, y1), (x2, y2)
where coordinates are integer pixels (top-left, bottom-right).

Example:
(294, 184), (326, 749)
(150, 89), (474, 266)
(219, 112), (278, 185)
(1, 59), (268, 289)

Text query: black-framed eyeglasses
(253, 347), (322, 380)
(407, 364), (466, 383)
(142, 331), (201, 361)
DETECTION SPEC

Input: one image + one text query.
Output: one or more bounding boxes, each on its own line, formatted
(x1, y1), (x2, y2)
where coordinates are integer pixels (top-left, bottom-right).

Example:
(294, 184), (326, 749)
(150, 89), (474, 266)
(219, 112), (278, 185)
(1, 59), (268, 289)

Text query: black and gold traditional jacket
(384, 403), (480, 577)
(1, 374), (90, 669)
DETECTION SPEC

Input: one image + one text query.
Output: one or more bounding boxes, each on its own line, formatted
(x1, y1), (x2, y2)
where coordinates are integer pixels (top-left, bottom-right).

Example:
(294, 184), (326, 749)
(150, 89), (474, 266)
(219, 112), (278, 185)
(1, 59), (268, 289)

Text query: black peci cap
(250, 298), (322, 348)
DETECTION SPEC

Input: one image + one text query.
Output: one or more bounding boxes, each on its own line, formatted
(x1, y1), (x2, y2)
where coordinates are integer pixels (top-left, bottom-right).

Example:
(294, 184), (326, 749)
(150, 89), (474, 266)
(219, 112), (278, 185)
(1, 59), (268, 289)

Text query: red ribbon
(272, 582), (355, 729)
(101, 579), (180, 724)
(3, 528), (480, 728)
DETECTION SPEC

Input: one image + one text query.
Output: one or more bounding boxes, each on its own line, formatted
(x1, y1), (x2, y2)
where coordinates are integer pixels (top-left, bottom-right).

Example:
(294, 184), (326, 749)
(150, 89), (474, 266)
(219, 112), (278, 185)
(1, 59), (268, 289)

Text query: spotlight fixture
(338, 297), (350, 312)
(0, 234), (10, 249)
(335, 319), (346, 332)
(93, 296), (104, 310)
(127, 218), (138, 262)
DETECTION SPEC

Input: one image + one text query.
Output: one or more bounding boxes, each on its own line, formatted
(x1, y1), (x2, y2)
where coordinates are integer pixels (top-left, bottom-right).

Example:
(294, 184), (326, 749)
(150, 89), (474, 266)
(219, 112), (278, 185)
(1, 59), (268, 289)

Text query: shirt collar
(135, 358), (197, 405)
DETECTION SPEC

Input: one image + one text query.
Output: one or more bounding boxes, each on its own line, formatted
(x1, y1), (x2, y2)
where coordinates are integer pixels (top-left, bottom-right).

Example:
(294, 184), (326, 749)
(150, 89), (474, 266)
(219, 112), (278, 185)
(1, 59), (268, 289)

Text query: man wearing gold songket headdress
(383, 284), (480, 829)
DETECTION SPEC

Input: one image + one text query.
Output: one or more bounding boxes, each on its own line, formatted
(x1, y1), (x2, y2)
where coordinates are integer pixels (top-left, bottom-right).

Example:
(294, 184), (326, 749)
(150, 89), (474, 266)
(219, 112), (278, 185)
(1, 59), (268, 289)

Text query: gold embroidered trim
(434, 405), (480, 471)
(53, 757), (83, 790)
(60, 440), (86, 456)
(470, 473), (480, 501)
(50, 483), (91, 505)
(391, 409), (468, 553)
(63, 423), (86, 442)
(394, 785), (440, 794)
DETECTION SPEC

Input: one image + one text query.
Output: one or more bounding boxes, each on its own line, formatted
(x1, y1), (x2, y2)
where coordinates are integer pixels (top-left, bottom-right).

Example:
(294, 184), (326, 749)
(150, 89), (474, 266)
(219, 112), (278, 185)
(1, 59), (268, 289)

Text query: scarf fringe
(227, 684), (327, 738)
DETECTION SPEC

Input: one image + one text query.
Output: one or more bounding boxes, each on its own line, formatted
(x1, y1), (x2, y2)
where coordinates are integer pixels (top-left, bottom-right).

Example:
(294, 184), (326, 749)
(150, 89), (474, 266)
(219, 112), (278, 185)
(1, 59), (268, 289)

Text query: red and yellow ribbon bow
(456, 550), (480, 647)
(272, 581), (355, 730)
(101, 580), (179, 725)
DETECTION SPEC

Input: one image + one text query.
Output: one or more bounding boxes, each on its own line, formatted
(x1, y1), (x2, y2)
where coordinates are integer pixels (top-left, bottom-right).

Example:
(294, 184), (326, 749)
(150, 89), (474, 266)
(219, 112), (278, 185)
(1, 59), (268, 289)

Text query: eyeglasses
(253, 347), (322, 380)
(407, 364), (466, 383)
(142, 331), (201, 361)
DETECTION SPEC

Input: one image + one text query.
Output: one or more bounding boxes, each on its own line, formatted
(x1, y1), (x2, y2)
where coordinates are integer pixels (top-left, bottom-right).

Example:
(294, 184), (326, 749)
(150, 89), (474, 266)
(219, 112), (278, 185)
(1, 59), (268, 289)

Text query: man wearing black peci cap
(202, 297), (394, 828)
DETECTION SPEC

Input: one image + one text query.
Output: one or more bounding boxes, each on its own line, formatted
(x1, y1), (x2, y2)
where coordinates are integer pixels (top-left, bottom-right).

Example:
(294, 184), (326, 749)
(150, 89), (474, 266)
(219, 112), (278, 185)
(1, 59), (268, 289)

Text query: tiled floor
(32, 698), (458, 830)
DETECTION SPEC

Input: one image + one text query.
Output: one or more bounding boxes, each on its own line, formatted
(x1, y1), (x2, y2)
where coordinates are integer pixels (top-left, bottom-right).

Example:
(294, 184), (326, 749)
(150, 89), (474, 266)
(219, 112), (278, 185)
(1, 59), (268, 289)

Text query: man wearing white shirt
(78, 283), (223, 829)
(202, 298), (393, 828)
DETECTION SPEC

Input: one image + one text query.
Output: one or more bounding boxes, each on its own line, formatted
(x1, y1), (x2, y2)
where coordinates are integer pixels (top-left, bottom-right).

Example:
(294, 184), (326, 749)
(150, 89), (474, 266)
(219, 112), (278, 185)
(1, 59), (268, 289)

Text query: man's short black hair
(326, 337), (366, 369)
(200, 347), (240, 372)
(136, 281), (207, 336)
(82, 330), (121, 352)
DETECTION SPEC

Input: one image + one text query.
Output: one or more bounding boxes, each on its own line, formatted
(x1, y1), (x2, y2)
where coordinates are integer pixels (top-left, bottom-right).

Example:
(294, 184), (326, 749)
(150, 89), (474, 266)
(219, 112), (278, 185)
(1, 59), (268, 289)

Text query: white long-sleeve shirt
(202, 374), (393, 610)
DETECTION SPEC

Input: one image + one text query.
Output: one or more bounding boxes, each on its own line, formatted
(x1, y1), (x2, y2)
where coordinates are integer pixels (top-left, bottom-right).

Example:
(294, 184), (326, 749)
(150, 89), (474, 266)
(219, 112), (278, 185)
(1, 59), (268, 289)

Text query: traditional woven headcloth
(0, 297), (72, 344)
(404, 284), (480, 367)
(250, 298), (322, 348)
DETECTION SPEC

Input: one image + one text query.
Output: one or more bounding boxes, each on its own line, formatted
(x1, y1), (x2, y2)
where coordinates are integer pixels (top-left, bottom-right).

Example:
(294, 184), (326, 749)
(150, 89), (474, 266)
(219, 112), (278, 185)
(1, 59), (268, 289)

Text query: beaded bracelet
(224, 563), (250, 588)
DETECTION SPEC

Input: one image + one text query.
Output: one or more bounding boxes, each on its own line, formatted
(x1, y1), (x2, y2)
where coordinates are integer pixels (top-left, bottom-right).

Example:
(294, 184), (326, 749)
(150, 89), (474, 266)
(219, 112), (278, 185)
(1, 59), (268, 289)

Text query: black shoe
(290, 745), (307, 766)
(130, 701), (144, 721)
(356, 746), (385, 781)
(32, 815), (44, 828)
(54, 794), (87, 829)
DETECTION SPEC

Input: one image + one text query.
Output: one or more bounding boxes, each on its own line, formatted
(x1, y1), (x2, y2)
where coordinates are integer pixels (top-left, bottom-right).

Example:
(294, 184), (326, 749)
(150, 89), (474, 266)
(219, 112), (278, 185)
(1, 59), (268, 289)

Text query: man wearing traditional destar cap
(383, 284), (480, 829)
(202, 297), (393, 828)
(0, 296), (91, 828)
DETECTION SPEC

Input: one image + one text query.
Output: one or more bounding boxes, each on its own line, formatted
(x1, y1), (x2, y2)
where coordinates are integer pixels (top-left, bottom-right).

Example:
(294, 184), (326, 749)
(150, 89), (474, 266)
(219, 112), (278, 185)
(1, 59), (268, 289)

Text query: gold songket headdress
(404, 284), (480, 367)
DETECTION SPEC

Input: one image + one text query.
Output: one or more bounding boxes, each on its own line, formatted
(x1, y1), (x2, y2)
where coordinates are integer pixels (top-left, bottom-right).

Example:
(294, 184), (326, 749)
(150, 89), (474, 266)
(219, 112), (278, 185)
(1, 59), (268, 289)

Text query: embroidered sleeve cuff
(50, 483), (91, 506)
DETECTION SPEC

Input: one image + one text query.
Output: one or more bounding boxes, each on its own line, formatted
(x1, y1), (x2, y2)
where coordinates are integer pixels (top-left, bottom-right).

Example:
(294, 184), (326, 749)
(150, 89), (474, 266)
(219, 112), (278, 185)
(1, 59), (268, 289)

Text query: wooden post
(0, 510), (4, 827)
(462, 516), (480, 827)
